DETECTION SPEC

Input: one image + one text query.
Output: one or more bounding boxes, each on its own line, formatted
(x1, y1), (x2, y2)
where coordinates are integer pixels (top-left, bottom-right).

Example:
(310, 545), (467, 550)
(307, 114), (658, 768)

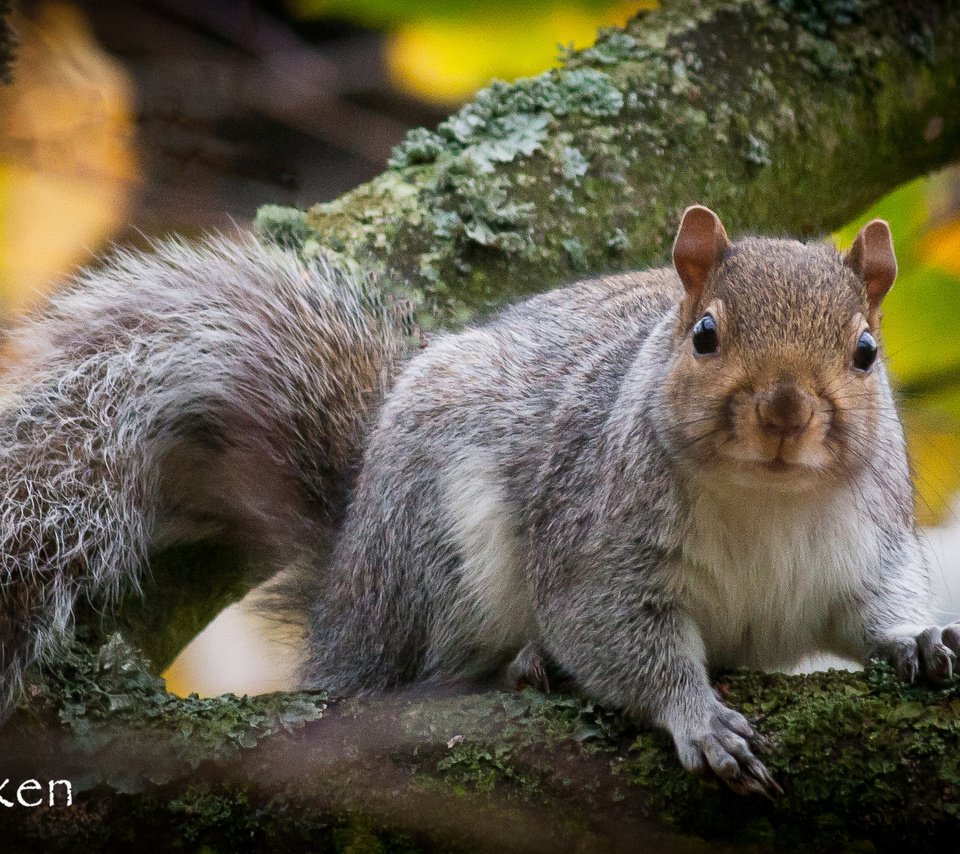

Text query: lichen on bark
(257, 0), (960, 330)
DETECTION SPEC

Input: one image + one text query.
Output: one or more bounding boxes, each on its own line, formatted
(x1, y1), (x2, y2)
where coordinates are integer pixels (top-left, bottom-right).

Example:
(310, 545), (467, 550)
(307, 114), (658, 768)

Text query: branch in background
(88, 0), (411, 165)
(275, 0), (960, 329)
(147, 0), (411, 163)
(0, 0), (16, 83)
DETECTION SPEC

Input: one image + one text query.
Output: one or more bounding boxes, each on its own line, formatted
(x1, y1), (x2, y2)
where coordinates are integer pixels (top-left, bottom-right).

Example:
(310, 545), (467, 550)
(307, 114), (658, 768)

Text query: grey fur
(0, 235), (405, 709)
(297, 239), (946, 795)
(0, 227), (950, 795)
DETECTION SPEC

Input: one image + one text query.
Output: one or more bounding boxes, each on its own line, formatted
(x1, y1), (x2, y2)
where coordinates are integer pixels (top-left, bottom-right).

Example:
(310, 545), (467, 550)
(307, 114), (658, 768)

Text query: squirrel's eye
(692, 314), (719, 355)
(853, 330), (878, 372)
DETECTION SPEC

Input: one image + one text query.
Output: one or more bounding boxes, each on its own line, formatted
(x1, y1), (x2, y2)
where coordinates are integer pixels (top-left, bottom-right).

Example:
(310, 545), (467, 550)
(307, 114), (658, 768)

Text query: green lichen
(22, 633), (327, 792)
(427, 162), (535, 252)
(559, 145), (590, 183)
(561, 237), (589, 271)
(744, 133), (773, 167)
(776, 0), (866, 37)
(606, 227), (631, 253)
(432, 742), (541, 798)
(255, 204), (311, 249)
(578, 29), (642, 65)
(387, 127), (445, 169)
(389, 68), (623, 172)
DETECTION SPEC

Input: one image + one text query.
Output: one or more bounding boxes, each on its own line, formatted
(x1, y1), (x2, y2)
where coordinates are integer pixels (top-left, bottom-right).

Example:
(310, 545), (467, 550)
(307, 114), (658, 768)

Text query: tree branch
(0, 0), (15, 83)
(4, 637), (959, 849)
(277, 0), (960, 329)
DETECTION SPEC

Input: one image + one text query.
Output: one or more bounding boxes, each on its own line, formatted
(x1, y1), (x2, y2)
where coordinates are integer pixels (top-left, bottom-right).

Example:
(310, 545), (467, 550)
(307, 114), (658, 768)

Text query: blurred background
(2, 0), (959, 697)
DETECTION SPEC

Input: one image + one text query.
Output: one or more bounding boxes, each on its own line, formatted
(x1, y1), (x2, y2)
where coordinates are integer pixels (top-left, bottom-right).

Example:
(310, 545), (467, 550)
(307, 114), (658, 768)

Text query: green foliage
(288, 0), (622, 26)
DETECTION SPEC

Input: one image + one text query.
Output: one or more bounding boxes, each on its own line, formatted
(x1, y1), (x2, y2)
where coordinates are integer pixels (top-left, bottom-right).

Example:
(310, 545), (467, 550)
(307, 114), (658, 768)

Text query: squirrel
(1, 205), (957, 797)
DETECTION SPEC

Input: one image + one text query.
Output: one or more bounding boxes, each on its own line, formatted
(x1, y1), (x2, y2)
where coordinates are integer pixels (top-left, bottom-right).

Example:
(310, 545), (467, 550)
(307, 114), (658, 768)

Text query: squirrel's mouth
(711, 454), (827, 493)
(718, 446), (819, 473)
(714, 450), (826, 485)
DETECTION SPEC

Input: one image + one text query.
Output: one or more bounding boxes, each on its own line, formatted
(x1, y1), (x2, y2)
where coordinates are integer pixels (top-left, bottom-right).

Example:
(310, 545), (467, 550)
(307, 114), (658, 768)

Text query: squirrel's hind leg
(505, 641), (553, 693)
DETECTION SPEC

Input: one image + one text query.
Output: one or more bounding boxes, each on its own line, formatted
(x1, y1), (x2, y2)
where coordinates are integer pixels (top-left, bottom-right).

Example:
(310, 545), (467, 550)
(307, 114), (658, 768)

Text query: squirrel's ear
(843, 219), (897, 313)
(672, 205), (730, 304)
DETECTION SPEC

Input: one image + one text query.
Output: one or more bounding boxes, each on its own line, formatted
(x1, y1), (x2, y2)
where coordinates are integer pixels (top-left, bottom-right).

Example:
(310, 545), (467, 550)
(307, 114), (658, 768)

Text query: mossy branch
(4, 637), (960, 851)
(260, 0), (960, 332)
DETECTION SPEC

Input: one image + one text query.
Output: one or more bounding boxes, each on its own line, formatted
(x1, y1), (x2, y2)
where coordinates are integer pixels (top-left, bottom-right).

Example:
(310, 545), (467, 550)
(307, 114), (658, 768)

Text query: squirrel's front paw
(673, 703), (781, 800)
(878, 625), (960, 684)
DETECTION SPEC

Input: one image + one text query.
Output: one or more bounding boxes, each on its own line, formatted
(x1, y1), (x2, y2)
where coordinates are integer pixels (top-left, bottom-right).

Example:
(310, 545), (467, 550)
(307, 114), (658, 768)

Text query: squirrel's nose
(755, 383), (815, 439)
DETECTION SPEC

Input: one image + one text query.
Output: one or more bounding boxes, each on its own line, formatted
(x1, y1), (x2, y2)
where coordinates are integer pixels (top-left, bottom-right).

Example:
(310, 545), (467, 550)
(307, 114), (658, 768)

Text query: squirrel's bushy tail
(0, 235), (406, 709)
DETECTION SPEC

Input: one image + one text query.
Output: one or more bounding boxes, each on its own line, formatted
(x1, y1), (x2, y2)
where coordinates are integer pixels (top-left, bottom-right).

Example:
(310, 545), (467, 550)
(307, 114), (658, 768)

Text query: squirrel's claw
(731, 762), (784, 802)
(879, 625), (960, 686)
(678, 703), (781, 800)
(943, 625), (960, 657)
(747, 730), (775, 754)
(918, 627), (954, 683)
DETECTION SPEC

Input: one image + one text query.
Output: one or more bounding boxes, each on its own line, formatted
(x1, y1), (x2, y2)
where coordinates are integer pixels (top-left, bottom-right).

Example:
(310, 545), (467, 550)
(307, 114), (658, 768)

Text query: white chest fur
(436, 448), (536, 670)
(678, 482), (879, 670)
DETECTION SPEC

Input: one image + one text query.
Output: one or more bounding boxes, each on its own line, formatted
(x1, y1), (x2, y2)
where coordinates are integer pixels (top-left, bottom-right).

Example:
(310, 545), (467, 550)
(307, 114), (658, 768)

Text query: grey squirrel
(1, 205), (957, 797)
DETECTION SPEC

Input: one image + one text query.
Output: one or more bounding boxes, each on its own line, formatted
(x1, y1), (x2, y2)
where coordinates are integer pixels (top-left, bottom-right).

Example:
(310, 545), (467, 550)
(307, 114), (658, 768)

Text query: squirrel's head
(660, 204), (898, 493)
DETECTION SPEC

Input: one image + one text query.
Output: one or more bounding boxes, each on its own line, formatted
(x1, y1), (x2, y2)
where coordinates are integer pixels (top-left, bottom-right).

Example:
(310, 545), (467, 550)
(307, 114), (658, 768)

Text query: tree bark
(0, 0), (14, 83)
(5, 0), (960, 849)
(3, 637), (960, 851)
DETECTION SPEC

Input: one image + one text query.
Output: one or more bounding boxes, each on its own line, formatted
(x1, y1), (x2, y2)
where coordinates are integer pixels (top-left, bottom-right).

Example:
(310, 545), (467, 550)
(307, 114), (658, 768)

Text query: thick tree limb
(280, 0), (960, 330)
(5, 0), (960, 848)
(3, 637), (960, 851)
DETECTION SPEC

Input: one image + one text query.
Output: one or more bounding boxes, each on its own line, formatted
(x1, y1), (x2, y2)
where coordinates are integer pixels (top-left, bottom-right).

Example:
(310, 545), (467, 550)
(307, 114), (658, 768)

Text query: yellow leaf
(386, 2), (647, 105)
(922, 218), (960, 277)
(0, 1), (140, 318)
